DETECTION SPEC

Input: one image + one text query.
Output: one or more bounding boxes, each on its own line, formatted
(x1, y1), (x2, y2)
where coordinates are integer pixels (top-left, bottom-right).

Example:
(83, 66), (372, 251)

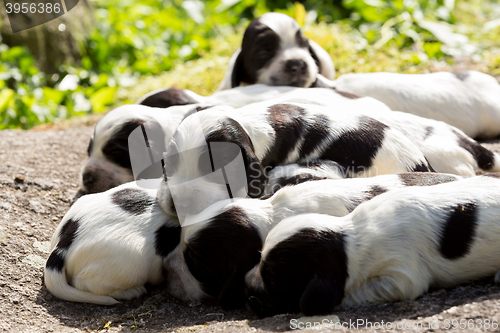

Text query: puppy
(163, 172), (461, 309)
(44, 182), (181, 305)
(245, 174), (500, 317)
(217, 12), (335, 91)
(330, 71), (500, 139)
(79, 103), (197, 196)
(159, 100), (434, 219)
(159, 99), (500, 218)
(137, 83), (367, 110)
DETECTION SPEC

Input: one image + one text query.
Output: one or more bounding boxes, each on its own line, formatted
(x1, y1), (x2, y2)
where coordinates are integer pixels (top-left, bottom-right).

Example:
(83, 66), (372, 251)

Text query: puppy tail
(44, 254), (119, 306)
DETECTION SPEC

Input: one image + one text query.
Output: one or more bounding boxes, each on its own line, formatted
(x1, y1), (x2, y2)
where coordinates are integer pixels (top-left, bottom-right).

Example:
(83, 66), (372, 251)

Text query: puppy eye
(87, 138), (93, 157)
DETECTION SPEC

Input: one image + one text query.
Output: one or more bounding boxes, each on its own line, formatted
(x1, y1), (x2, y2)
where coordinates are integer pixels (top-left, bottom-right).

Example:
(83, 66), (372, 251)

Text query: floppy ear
(300, 273), (343, 316)
(218, 264), (246, 310)
(308, 40), (335, 80)
(231, 50), (246, 88)
(240, 144), (266, 198)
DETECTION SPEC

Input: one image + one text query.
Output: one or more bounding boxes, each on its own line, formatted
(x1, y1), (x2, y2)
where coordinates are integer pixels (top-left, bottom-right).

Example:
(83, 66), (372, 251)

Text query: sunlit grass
(121, 0), (499, 104)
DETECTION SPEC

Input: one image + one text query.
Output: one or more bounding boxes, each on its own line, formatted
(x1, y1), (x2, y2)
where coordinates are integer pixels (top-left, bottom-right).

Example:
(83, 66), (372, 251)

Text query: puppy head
(79, 117), (142, 195)
(245, 214), (348, 317)
(158, 110), (266, 219)
(231, 13), (324, 88)
(164, 201), (270, 309)
(79, 104), (194, 196)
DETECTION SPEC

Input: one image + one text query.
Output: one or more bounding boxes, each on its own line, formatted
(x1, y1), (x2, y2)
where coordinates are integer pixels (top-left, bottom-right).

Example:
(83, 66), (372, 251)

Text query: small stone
(22, 254), (46, 269)
(14, 175), (25, 183)
(0, 202), (12, 211)
(33, 240), (51, 253)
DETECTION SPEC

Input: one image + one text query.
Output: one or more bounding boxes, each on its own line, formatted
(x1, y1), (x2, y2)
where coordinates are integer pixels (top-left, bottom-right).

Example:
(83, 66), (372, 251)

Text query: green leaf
(89, 86), (117, 113)
(0, 88), (15, 112)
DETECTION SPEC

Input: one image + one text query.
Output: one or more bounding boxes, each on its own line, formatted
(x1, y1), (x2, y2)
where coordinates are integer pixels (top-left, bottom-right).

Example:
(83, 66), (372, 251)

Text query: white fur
(252, 175), (500, 310)
(163, 172), (461, 302)
(44, 182), (180, 305)
(331, 71), (500, 138)
(217, 13), (335, 90)
(159, 100), (433, 217)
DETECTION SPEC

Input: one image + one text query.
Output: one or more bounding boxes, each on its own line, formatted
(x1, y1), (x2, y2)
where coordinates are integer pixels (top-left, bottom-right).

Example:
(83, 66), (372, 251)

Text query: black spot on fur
(45, 249), (65, 271)
(262, 104), (307, 168)
(232, 18), (280, 87)
(112, 188), (155, 215)
(439, 202), (478, 260)
(87, 137), (93, 157)
(184, 207), (263, 309)
(45, 218), (80, 271)
(365, 185), (388, 200)
(333, 88), (362, 99)
(275, 174), (327, 189)
(320, 116), (387, 172)
(299, 114), (331, 159)
(247, 227), (348, 317)
(398, 172), (459, 187)
(154, 224), (181, 258)
(452, 72), (470, 81)
(411, 162), (431, 172)
(454, 130), (495, 170)
(102, 119), (146, 169)
(139, 88), (198, 108)
(57, 218), (80, 250)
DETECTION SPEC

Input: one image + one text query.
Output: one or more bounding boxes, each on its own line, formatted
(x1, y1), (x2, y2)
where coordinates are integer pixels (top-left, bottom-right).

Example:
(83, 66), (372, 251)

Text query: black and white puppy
(159, 99), (500, 218)
(217, 12), (335, 91)
(44, 182), (180, 305)
(245, 174), (500, 317)
(79, 103), (197, 196)
(159, 100), (434, 219)
(163, 172), (461, 309)
(328, 71), (500, 139)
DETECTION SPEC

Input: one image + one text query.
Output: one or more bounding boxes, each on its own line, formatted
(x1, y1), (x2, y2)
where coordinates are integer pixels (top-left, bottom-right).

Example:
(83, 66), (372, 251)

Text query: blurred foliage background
(0, 0), (499, 130)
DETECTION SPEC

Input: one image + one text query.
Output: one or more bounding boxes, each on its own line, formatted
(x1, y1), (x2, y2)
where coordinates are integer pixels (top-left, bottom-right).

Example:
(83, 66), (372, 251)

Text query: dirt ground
(2, 122), (500, 333)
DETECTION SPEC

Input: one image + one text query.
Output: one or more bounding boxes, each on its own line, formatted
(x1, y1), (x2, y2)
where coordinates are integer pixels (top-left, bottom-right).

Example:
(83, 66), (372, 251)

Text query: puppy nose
(82, 171), (93, 187)
(285, 59), (307, 73)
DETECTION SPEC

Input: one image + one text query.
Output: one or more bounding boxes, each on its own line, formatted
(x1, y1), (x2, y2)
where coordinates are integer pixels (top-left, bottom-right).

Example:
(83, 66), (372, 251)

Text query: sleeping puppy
(245, 174), (500, 317)
(79, 103), (198, 196)
(330, 71), (500, 139)
(163, 172), (461, 309)
(158, 101), (433, 219)
(159, 99), (500, 218)
(44, 182), (181, 305)
(217, 12), (335, 91)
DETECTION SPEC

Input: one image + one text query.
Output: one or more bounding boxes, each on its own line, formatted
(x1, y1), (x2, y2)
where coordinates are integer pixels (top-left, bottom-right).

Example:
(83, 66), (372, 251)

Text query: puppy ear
(218, 265), (246, 310)
(308, 40), (335, 80)
(300, 273), (343, 316)
(241, 146), (266, 198)
(231, 50), (246, 88)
